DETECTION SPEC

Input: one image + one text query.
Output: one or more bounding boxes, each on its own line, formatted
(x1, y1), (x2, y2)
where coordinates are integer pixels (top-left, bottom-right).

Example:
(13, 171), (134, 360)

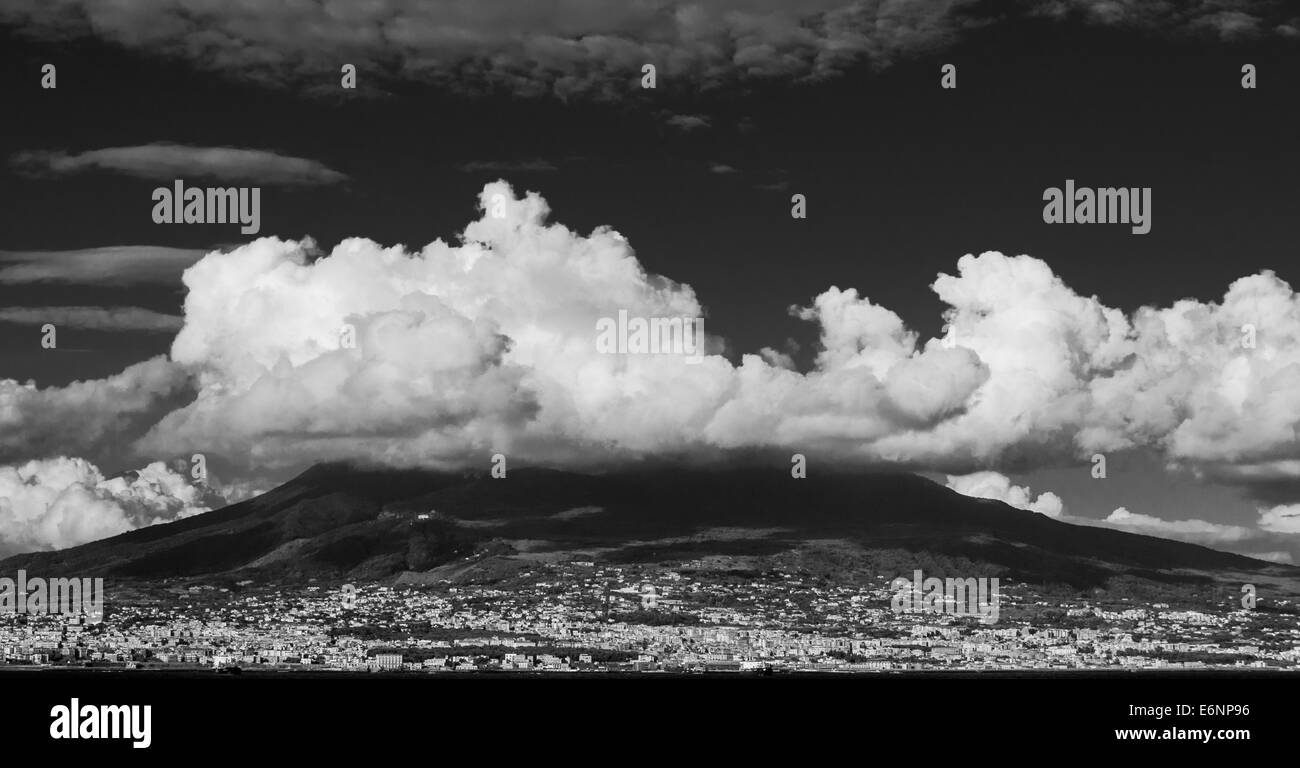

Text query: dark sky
(1, 2), (1299, 561)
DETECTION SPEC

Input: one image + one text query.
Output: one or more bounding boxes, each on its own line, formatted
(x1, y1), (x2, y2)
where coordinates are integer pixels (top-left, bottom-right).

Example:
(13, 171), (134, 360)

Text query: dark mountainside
(2, 464), (1293, 591)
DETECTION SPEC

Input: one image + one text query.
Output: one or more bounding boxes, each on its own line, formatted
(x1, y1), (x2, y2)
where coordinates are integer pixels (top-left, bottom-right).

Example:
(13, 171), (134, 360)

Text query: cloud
(759, 347), (796, 370)
(1033, 0), (1287, 41)
(666, 114), (711, 131)
(1103, 507), (1256, 545)
(1080, 271), (1300, 477)
(0, 306), (183, 333)
(945, 471), (1064, 517)
(113, 182), (1300, 494)
(0, 357), (193, 466)
(0, 246), (207, 286)
(134, 181), (988, 470)
(0, 457), (208, 555)
(0, 1), (985, 98)
(11, 144), (346, 185)
(4, 2), (1292, 98)
(1099, 502), (1300, 560)
(209, 479), (268, 505)
(709, 163), (738, 174)
(947, 472), (1299, 560)
(458, 159), (559, 173)
(1259, 504), (1300, 534)
(1191, 10), (1263, 39)
(945, 470), (1298, 559)
(4, 180), (1300, 562)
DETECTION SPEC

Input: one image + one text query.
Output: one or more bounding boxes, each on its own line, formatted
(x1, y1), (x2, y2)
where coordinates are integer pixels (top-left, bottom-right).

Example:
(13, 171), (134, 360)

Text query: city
(3, 558), (1297, 674)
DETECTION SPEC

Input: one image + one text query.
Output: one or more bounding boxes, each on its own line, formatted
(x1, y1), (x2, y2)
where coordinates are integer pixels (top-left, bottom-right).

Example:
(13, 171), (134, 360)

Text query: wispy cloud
(0, 246), (207, 286)
(1103, 507), (1256, 545)
(457, 159), (558, 173)
(11, 143), (347, 185)
(0, 306), (183, 333)
(666, 114), (711, 131)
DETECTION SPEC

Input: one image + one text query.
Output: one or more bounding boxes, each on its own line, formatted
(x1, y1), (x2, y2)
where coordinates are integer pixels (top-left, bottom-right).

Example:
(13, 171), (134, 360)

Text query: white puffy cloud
(1085, 271), (1300, 472)
(945, 471), (1064, 517)
(869, 251), (1300, 480)
(134, 182), (1000, 471)
(119, 182), (1300, 490)
(872, 252), (1132, 467)
(0, 458), (208, 555)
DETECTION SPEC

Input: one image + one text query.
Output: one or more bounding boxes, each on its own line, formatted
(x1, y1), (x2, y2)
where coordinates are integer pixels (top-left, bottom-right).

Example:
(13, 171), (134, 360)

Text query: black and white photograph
(1, 0), (1297, 755)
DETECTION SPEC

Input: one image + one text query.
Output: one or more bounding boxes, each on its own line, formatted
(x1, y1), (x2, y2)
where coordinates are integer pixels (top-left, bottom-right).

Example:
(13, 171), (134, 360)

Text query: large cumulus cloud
(116, 181), (1300, 489)
(133, 182), (994, 470)
(1085, 271), (1300, 477)
(6, 178), (1300, 494)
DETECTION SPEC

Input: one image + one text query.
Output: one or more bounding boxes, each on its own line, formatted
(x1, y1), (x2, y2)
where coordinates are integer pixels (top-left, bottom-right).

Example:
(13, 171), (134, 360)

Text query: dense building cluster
(2, 560), (1297, 673)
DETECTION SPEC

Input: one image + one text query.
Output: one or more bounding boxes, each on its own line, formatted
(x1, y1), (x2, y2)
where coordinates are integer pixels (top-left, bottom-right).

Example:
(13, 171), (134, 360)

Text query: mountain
(2, 464), (1295, 592)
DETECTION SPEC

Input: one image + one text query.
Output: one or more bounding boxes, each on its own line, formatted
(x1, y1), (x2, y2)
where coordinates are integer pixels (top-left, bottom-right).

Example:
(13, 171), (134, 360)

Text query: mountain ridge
(1, 463), (1292, 591)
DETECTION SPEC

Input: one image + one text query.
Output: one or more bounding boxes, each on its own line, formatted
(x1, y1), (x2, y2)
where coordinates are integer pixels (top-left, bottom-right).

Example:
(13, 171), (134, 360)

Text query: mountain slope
(1, 464), (1291, 589)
